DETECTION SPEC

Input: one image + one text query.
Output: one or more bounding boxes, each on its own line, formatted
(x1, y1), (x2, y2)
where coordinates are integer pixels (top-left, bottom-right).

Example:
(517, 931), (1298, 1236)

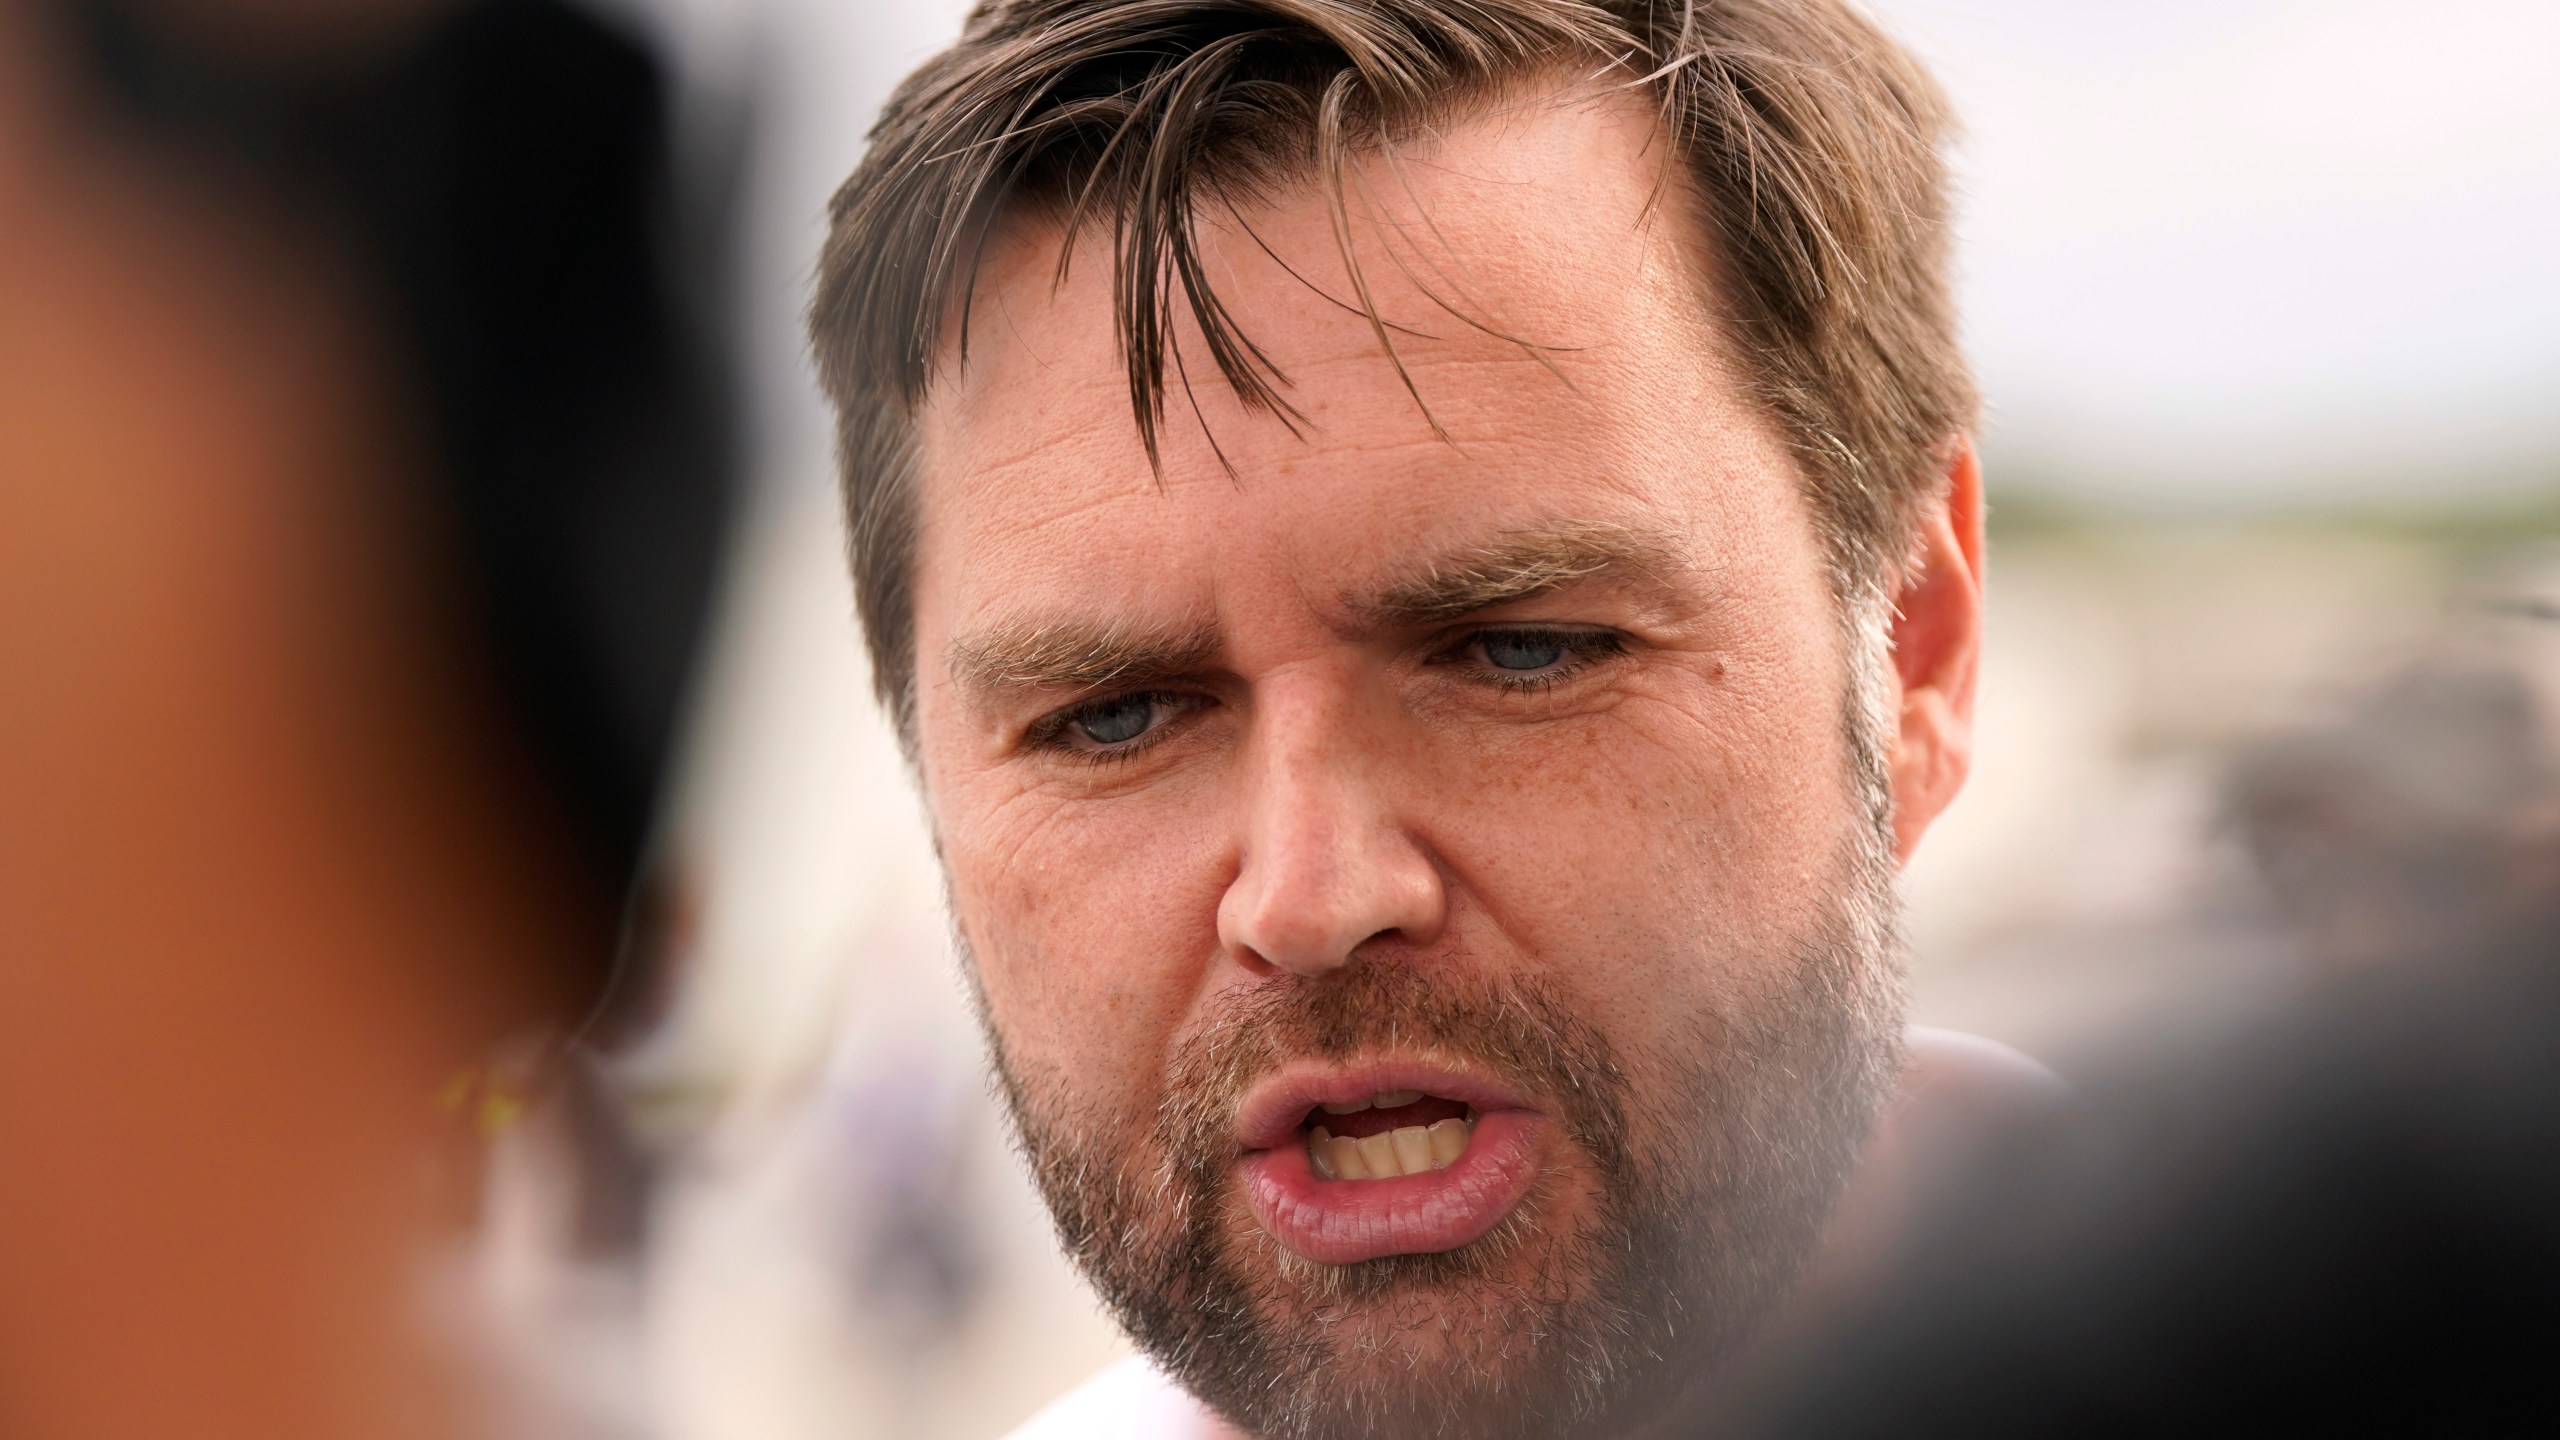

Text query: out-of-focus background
(4, 1), (2553, 1437)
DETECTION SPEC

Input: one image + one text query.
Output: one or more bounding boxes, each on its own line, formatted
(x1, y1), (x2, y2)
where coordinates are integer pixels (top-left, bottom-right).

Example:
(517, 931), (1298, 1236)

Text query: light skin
(909, 78), (1983, 1435)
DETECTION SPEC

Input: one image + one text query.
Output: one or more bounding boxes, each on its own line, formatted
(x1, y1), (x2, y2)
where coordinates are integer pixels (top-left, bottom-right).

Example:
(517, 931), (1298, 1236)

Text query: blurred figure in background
(2229, 646), (2560, 973)
(0, 0), (732, 1434)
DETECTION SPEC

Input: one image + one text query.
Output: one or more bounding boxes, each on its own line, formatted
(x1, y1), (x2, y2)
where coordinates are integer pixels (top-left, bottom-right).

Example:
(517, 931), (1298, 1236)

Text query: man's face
(910, 87), (1904, 1438)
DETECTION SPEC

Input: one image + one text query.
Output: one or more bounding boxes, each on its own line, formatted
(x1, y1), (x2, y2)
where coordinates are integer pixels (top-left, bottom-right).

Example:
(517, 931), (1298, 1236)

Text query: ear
(1887, 436), (1986, 865)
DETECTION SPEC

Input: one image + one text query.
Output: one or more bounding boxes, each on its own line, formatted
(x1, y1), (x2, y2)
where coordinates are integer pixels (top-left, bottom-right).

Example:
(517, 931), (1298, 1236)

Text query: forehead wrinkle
(948, 614), (1220, 702)
(1345, 518), (1690, 629)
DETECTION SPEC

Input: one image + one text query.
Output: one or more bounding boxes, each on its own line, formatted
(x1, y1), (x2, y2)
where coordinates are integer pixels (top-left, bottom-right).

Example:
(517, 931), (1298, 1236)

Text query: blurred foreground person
(806, 2), (2056, 1436)
(0, 2), (726, 1436)
(1723, 643), (2560, 1436)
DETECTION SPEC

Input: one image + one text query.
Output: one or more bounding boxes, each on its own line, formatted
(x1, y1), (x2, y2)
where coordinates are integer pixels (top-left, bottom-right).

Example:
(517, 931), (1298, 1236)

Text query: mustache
(1152, 956), (1634, 1176)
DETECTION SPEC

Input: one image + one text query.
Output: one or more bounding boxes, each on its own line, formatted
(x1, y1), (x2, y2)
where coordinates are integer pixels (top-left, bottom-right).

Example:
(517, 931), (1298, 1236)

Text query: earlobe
(1885, 437), (1986, 865)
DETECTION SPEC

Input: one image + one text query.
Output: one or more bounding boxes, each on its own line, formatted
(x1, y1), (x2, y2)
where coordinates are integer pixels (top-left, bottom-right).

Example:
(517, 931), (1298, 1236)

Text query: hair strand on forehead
(810, 0), (1976, 745)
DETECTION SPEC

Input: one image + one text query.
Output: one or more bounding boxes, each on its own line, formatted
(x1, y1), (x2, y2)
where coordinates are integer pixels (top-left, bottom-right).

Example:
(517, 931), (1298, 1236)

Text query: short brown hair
(811, 0), (1975, 739)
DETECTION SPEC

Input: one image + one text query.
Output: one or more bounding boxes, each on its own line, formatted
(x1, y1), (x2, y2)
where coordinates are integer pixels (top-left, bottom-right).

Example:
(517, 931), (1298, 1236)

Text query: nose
(1216, 690), (1447, 977)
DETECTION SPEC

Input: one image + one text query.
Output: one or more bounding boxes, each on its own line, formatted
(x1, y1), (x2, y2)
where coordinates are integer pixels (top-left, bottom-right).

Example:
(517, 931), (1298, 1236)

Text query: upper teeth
(1309, 1117), (1471, 1181)
(1319, 1089), (1426, 1116)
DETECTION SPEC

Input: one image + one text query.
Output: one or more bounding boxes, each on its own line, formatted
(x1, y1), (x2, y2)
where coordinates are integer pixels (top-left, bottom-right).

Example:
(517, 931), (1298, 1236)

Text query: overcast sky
(1876, 0), (2560, 507)
(633, 0), (2560, 512)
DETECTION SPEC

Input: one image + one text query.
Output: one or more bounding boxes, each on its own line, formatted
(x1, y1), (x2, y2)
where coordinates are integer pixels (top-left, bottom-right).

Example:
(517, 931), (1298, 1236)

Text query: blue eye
(1479, 632), (1571, 672)
(1070, 694), (1159, 746)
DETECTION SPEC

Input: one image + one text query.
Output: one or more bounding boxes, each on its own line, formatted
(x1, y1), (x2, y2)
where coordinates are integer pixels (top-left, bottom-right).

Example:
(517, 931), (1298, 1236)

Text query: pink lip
(1232, 1057), (1547, 1266)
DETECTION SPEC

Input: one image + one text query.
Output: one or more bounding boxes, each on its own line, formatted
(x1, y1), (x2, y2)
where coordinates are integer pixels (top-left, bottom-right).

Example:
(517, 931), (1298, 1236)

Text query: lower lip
(1235, 1110), (1544, 1266)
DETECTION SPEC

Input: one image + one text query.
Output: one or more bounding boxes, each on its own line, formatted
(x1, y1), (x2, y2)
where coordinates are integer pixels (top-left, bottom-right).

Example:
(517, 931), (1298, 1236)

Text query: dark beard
(974, 845), (1904, 1440)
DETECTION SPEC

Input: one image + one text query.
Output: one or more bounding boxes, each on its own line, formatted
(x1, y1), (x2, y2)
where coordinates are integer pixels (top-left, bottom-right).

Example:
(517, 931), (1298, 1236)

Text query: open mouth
(1303, 1090), (1477, 1181)
(1232, 1061), (1545, 1264)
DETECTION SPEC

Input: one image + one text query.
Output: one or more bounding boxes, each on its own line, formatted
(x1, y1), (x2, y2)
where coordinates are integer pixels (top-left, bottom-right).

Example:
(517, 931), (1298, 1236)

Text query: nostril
(1225, 898), (1362, 977)
(1218, 817), (1446, 974)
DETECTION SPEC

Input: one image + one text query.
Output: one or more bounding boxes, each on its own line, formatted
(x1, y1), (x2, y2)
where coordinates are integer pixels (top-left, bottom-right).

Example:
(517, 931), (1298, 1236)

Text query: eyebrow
(948, 616), (1220, 702)
(1346, 519), (1690, 628)
(945, 520), (1687, 703)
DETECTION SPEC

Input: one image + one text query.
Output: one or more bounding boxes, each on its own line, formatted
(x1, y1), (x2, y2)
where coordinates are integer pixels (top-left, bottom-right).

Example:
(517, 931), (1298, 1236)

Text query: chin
(1175, 1179), (1687, 1440)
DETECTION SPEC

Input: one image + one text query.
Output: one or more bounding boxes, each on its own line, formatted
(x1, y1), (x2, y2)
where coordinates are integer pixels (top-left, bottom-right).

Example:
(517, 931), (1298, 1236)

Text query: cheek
(1435, 647), (1855, 1016)
(935, 770), (1228, 1111)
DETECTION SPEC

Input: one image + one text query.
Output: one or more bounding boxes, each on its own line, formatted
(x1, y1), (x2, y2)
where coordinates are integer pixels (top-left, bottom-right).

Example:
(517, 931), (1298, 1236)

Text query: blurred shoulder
(1899, 1025), (2071, 1123)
